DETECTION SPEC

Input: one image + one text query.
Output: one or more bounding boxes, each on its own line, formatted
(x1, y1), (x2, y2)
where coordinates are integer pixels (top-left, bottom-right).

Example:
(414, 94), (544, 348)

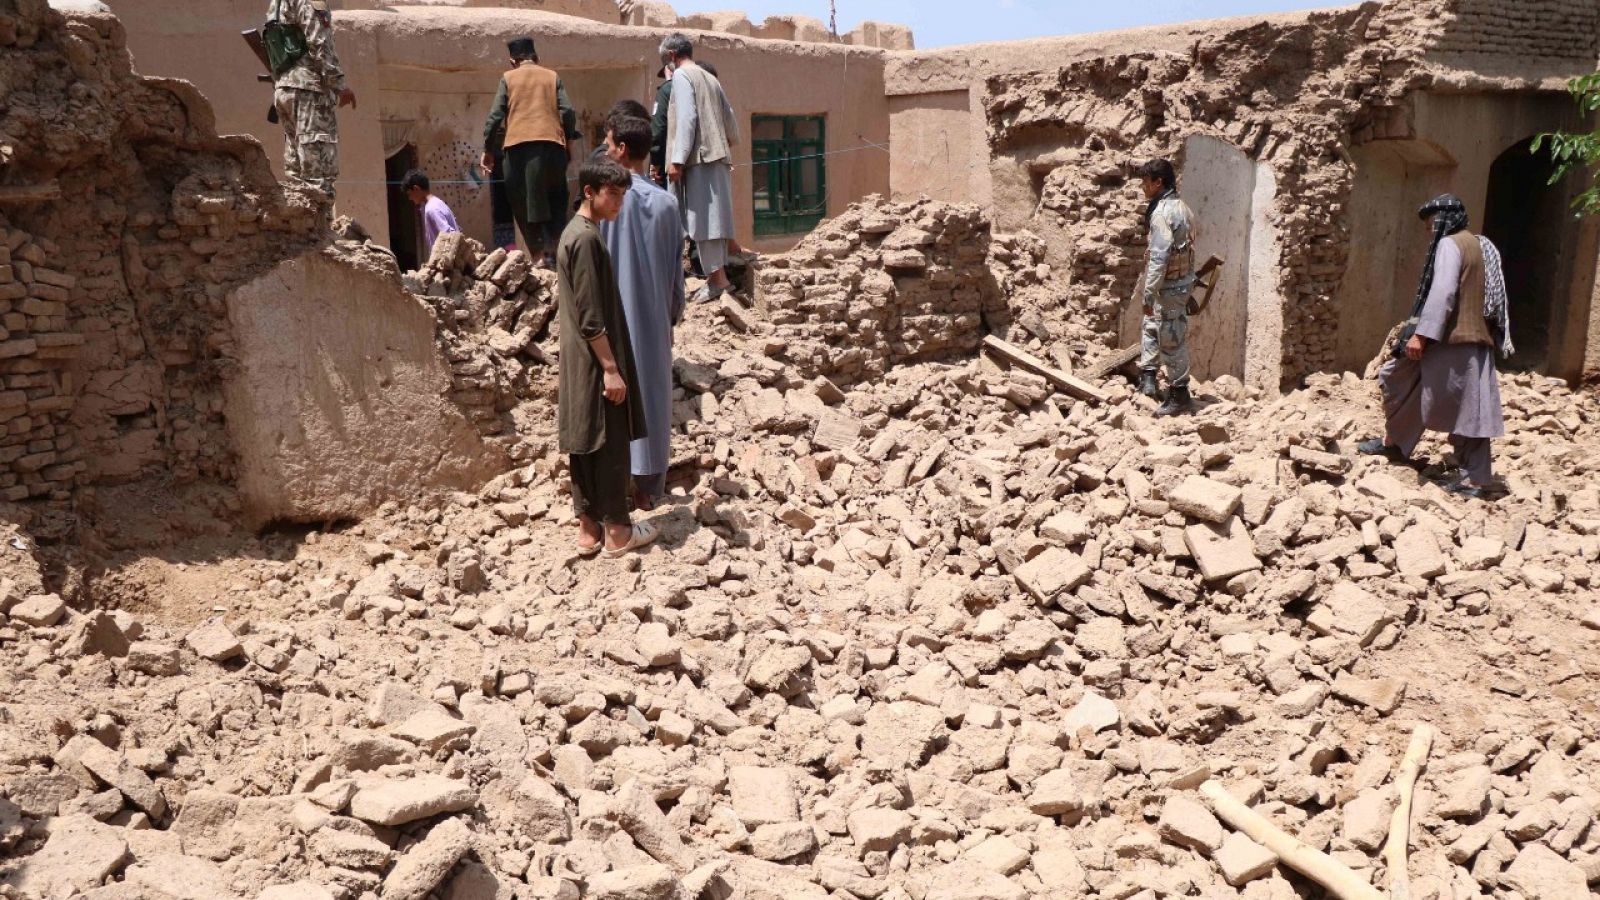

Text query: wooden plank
(981, 335), (1108, 404)
(1085, 343), (1141, 380)
(0, 182), (62, 205)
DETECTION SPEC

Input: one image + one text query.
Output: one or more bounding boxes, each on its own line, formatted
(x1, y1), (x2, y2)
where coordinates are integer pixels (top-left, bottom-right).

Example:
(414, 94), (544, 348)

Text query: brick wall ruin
(0, 4), (324, 509)
(756, 197), (1079, 386)
(983, 3), (1443, 386)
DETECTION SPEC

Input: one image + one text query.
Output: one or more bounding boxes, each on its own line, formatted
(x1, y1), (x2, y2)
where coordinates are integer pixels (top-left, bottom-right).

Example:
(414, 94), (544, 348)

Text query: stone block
(1331, 673), (1406, 715)
(729, 765), (799, 825)
(1168, 475), (1243, 523)
(1184, 517), (1262, 582)
(1158, 795), (1224, 854)
(10, 592), (65, 626)
(1214, 832), (1276, 885)
(348, 774), (476, 827)
(1012, 546), (1091, 603)
(184, 617), (242, 662)
(382, 817), (472, 900)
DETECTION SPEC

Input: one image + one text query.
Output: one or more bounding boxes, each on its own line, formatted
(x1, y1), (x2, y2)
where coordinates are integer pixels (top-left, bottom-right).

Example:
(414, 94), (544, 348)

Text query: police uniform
(271, 0), (346, 200)
(1140, 190), (1199, 390)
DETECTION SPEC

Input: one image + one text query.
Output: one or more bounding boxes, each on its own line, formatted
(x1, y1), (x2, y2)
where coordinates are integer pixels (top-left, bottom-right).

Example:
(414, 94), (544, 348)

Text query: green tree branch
(1533, 71), (1600, 217)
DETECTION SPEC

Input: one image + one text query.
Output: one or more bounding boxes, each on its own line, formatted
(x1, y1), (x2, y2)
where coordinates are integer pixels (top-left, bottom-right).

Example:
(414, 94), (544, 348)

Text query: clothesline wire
(334, 138), (893, 186)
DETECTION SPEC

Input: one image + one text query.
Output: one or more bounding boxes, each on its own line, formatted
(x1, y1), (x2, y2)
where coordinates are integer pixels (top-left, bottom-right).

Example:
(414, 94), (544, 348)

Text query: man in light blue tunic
(602, 116), (685, 510)
(660, 32), (740, 304)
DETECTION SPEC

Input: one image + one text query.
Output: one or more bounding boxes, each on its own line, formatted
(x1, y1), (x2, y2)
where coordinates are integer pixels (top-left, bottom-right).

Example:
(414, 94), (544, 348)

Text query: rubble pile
(4, 268), (1599, 898)
(401, 231), (560, 445)
(757, 197), (1093, 386)
(984, 2), (1439, 383)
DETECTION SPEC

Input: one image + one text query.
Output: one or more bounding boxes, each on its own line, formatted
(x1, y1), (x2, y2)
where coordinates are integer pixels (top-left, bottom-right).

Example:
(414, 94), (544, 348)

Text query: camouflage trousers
(274, 87), (339, 199)
(1139, 293), (1191, 388)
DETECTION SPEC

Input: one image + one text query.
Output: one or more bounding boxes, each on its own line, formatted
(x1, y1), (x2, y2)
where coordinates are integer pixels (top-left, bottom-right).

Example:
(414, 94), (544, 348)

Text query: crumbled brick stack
(0, 225), (82, 501)
(756, 197), (1052, 385)
(1432, 0), (1599, 62)
(403, 232), (557, 445)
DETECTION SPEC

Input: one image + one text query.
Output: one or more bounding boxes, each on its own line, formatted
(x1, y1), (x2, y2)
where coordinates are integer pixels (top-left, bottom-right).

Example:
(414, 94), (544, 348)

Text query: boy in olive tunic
(558, 159), (658, 557)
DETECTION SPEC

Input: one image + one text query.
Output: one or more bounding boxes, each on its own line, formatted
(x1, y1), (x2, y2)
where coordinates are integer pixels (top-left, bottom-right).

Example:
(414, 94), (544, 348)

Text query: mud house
(93, 0), (1600, 390)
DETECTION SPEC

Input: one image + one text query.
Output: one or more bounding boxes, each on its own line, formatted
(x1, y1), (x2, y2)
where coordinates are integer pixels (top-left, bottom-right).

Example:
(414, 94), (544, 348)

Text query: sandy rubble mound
(3, 256), (1599, 900)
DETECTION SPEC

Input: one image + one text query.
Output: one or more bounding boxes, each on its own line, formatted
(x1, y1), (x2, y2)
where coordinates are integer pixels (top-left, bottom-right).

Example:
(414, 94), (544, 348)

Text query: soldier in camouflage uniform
(271, 0), (356, 201)
(1136, 158), (1200, 417)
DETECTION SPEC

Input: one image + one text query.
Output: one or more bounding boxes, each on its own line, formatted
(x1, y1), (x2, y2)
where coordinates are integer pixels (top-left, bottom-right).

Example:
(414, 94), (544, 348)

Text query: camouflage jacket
(1142, 191), (1198, 305)
(271, 0), (348, 95)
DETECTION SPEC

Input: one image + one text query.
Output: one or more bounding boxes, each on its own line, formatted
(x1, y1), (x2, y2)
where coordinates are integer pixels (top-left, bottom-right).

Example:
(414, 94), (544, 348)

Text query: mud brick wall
(1432, 0), (1600, 61)
(0, 7), (323, 510)
(756, 198), (1050, 385)
(0, 227), (82, 500)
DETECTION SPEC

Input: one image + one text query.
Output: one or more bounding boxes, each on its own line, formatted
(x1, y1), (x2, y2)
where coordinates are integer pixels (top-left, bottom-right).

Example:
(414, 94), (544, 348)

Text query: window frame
(751, 114), (827, 237)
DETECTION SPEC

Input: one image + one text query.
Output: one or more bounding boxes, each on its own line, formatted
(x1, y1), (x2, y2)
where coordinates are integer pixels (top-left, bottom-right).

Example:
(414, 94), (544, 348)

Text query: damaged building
(4, 2), (1600, 900)
(105, 0), (1600, 389)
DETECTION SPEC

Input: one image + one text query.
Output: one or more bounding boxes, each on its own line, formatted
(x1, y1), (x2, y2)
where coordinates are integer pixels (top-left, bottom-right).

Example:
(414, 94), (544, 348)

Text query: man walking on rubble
(482, 37), (581, 268)
(602, 116), (685, 512)
(1135, 159), (1200, 417)
(268, 0), (357, 202)
(660, 33), (741, 303)
(1359, 195), (1510, 499)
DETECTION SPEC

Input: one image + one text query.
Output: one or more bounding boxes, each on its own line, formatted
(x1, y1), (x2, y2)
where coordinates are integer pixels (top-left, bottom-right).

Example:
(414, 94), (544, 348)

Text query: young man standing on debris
(559, 158), (658, 558)
(482, 37), (580, 269)
(269, 0), (357, 202)
(1361, 195), (1509, 498)
(1136, 159), (1200, 417)
(402, 169), (460, 258)
(661, 33), (741, 303)
(602, 116), (686, 512)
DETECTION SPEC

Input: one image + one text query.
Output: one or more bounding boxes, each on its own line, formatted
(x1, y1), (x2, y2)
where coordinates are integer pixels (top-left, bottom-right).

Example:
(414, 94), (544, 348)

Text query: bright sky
(712, 0), (1345, 48)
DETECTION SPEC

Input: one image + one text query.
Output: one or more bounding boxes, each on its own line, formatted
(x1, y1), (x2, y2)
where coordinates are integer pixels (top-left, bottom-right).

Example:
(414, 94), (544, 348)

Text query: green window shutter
(752, 114), (827, 237)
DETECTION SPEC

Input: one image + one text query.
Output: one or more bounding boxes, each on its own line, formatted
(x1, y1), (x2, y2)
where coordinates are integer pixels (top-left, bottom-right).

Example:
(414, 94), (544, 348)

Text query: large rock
(924, 861), (1027, 900)
(123, 852), (237, 900)
(383, 818), (473, 900)
(1, 814), (128, 896)
(586, 864), (681, 900)
(1168, 475), (1243, 523)
(729, 766), (799, 825)
(1501, 843), (1589, 900)
(76, 740), (167, 817)
(348, 774), (476, 826)
(1012, 547), (1091, 603)
(1184, 517), (1262, 582)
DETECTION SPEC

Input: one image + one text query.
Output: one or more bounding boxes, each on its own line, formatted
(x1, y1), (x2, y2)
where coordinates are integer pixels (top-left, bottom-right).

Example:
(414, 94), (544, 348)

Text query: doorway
(1483, 138), (1567, 371)
(386, 144), (420, 273)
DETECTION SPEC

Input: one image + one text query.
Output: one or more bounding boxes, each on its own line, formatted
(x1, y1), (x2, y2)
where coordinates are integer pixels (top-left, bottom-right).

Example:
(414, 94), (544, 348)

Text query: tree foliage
(1533, 71), (1600, 217)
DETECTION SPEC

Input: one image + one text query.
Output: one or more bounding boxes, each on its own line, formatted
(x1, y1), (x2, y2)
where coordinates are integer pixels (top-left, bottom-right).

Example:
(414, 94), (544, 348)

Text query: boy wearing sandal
(558, 158), (659, 558)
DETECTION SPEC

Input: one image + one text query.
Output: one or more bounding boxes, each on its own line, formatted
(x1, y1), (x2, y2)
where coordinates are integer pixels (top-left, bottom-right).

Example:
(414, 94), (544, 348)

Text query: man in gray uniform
(1136, 159), (1199, 417)
(269, 0), (357, 202)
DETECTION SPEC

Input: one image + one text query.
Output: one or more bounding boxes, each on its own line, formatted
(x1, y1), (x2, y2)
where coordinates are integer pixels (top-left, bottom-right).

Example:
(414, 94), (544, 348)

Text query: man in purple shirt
(402, 169), (460, 259)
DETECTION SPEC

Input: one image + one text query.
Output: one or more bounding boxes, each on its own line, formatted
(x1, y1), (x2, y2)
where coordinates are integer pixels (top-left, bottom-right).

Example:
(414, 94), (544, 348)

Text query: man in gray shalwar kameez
(660, 32), (740, 304)
(602, 116), (685, 510)
(1361, 195), (1511, 498)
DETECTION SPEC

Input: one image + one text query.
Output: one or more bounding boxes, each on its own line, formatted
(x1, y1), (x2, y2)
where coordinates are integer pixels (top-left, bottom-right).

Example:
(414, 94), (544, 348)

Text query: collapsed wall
(984, 3), (1441, 389)
(0, 2), (323, 510)
(0, 2), (528, 538)
(757, 196), (1093, 386)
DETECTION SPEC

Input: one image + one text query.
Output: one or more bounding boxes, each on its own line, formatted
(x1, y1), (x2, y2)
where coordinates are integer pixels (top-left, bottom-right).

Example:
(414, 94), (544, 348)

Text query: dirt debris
(1, 3), (1600, 900)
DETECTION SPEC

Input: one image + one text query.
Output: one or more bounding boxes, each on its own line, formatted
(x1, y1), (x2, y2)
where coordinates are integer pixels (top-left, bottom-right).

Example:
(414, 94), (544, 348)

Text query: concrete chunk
(1158, 795), (1224, 854)
(1012, 546), (1091, 603)
(729, 765), (799, 825)
(185, 617), (243, 662)
(76, 740), (167, 818)
(0, 814), (128, 896)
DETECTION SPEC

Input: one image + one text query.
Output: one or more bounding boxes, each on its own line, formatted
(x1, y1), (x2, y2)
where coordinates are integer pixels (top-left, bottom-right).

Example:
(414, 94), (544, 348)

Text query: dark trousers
(505, 141), (569, 256)
(570, 401), (632, 526)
